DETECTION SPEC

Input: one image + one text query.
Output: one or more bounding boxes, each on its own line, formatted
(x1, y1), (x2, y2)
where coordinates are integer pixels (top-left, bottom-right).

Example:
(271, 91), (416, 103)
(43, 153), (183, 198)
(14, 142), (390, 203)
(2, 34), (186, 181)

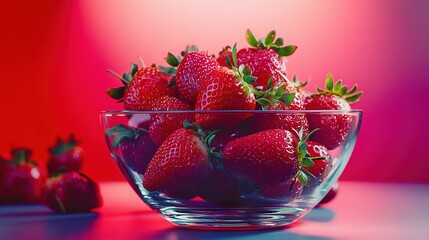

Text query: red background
(1, 0), (428, 182)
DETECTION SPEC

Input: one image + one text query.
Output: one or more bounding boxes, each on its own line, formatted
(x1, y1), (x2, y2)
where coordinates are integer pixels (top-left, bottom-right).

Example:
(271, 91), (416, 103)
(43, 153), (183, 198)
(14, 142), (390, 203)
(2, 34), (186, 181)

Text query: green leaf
(123, 73), (132, 82)
(278, 93), (295, 105)
(301, 168), (317, 179)
(167, 77), (176, 87)
(158, 66), (176, 75)
(256, 98), (271, 107)
(273, 37), (284, 47)
(183, 120), (193, 130)
(276, 45), (297, 56)
(242, 66), (252, 76)
(232, 43), (238, 68)
(265, 30), (276, 46)
(326, 73), (334, 91)
(345, 92), (363, 103)
(346, 85), (358, 95)
(341, 86), (348, 95)
(302, 157), (314, 167)
(106, 86), (126, 100)
(316, 87), (325, 94)
(225, 56), (233, 68)
(266, 75), (273, 89)
(107, 69), (129, 86)
(138, 56), (145, 68)
(297, 172), (309, 186)
(166, 52), (180, 67)
(205, 133), (216, 146)
(130, 63), (139, 76)
(245, 29), (259, 47)
(334, 80), (342, 93)
(244, 75), (257, 84)
(275, 85), (285, 97)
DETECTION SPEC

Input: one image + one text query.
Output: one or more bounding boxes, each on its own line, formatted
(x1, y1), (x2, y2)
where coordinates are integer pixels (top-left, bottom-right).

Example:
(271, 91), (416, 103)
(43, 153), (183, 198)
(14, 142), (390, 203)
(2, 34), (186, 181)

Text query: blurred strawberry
(318, 182), (339, 205)
(302, 141), (332, 194)
(42, 172), (102, 213)
(106, 124), (157, 175)
(107, 62), (177, 110)
(47, 135), (83, 176)
(216, 46), (232, 67)
(306, 73), (363, 149)
(235, 29), (297, 90)
(0, 148), (46, 204)
(260, 179), (303, 200)
(148, 95), (194, 146)
(165, 45), (219, 104)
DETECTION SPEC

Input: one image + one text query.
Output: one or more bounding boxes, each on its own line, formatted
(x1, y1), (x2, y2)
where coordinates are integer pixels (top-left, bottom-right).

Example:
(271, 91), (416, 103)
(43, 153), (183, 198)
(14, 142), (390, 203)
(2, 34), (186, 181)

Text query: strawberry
(148, 95), (194, 146)
(195, 44), (257, 129)
(165, 46), (219, 104)
(216, 46), (233, 67)
(106, 124), (157, 174)
(317, 181), (339, 205)
(222, 129), (299, 187)
(236, 29), (297, 90)
(197, 169), (243, 207)
(245, 74), (309, 138)
(306, 73), (363, 149)
(259, 179), (303, 200)
(47, 135), (84, 176)
(143, 122), (219, 199)
(107, 62), (177, 110)
(210, 127), (244, 152)
(0, 149), (46, 204)
(302, 141), (332, 193)
(42, 172), (102, 213)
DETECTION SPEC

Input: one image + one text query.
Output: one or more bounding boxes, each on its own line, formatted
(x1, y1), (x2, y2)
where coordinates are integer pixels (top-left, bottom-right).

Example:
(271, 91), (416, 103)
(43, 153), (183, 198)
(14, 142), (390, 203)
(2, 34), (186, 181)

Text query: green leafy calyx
(245, 29), (297, 57)
(314, 73), (363, 104)
(49, 135), (80, 156)
(105, 124), (147, 149)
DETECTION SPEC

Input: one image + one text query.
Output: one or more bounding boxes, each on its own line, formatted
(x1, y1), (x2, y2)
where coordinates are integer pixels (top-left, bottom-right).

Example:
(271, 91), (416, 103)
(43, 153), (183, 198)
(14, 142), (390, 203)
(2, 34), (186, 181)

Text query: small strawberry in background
(42, 172), (102, 213)
(47, 135), (84, 176)
(306, 73), (363, 149)
(0, 148), (46, 204)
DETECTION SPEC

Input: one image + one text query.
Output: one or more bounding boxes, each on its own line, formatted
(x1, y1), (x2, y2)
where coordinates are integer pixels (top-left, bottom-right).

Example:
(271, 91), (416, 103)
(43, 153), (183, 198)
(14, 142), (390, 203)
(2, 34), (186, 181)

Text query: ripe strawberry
(306, 73), (363, 149)
(42, 172), (102, 213)
(216, 46), (233, 67)
(259, 179), (303, 200)
(210, 127), (244, 152)
(143, 122), (219, 199)
(197, 169), (243, 207)
(0, 149), (46, 204)
(236, 29), (297, 90)
(195, 44), (257, 129)
(318, 181), (339, 205)
(245, 74), (309, 138)
(47, 135), (84, 176)
(106, 124), (157, 174)
(166, 46), (219, 104)
(222, 129), (299, 187)
(107, 62), (177, 110)
(302, 141), (332, 193)
(148, 95), (194, 146)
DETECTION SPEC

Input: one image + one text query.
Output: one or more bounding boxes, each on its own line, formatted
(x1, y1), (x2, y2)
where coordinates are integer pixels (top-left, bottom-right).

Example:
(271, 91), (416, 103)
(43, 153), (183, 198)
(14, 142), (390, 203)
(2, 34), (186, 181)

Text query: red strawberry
(222, 129), (299, 187)
(306, 73), (363, 149)
(107, 63), (177, 110)
(47, 135), (84, 176)
(148, 96), (194, 146)
(143, 123), (219, 199)
(106, 125), (157, 175)
(245, 76), (309, 138)
(318, 181), (339, 205)
(197, 169), (243, 207)
(0, 149), (46, 204)
(236, 29), (297, 90)
(166, 47), (219, 104)
(42, 172), (102, 213)
(302, 141), (332, 193)
(260, 179), (303, 200)
(195, 44), (257, 129)
(216, 46), (233, 67)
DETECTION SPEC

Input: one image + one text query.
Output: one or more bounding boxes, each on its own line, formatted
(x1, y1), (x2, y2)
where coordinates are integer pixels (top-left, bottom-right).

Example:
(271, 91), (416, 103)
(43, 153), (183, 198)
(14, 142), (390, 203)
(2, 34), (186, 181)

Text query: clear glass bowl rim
(101, 109), (363, 115)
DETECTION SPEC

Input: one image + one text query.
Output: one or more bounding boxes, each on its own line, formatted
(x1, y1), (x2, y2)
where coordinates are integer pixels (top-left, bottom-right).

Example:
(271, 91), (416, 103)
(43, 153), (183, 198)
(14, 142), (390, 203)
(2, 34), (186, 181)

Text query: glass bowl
(100, 110), (362, 230)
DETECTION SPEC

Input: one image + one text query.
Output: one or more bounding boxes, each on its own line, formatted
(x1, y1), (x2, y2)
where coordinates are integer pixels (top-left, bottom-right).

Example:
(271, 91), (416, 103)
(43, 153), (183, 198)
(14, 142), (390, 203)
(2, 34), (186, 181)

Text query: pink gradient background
(1, 0), (428, 182)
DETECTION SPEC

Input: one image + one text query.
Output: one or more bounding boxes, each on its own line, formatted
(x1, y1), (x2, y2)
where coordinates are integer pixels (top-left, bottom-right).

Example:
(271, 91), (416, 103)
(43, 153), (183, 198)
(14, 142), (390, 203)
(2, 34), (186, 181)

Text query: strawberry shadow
(151, 226), (334, 240)
(301, 207), (335, 222)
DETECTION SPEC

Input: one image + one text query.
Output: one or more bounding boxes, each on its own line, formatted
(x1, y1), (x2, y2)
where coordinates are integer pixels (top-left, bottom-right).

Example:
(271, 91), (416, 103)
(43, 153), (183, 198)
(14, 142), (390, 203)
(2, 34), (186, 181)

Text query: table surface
(1, 181), (429, 240)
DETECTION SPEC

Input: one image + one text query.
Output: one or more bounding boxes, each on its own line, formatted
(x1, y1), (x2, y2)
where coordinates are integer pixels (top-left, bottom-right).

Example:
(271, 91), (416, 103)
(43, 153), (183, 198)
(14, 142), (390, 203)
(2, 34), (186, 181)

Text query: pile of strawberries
(0, 136), (102, 213)
(106, 29), (362, 206)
